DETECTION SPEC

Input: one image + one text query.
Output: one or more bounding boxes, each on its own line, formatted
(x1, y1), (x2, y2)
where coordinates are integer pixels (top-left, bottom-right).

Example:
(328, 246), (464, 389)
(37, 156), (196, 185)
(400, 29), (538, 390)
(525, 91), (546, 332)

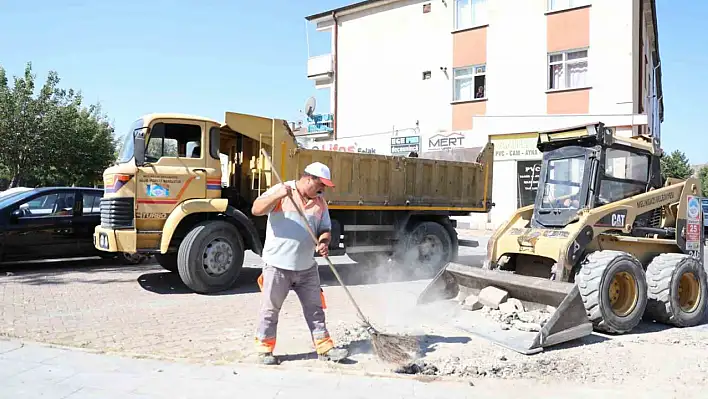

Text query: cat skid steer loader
(417, 122), (707, 354)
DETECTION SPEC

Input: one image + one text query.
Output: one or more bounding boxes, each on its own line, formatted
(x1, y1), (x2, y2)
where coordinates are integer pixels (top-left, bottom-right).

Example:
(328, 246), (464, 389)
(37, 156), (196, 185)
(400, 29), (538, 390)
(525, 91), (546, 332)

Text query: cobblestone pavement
(0, 235), (486, 374)
(5, 233), (706, 392)
(0, 338), (686, 399)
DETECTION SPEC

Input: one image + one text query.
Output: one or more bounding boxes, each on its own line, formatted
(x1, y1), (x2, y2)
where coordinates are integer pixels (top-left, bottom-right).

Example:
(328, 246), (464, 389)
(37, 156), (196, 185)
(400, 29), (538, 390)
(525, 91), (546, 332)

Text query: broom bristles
(370, 332), (421, 365)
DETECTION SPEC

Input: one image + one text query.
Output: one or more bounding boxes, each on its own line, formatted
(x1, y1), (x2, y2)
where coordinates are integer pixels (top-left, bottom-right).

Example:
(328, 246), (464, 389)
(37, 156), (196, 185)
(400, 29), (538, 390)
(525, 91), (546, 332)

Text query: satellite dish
(304, 97), (316, 117)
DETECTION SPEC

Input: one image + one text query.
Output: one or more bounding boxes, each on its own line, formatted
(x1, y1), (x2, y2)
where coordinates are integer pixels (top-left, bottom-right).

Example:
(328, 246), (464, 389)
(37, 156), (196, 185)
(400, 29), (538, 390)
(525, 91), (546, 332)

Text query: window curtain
(455, 76), (474, 101)
(567, 60), (588, 88)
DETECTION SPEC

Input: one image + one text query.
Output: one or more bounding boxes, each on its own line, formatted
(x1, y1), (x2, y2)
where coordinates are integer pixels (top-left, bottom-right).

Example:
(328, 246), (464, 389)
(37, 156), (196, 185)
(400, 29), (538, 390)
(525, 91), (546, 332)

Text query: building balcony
(307, 54), (334, 85)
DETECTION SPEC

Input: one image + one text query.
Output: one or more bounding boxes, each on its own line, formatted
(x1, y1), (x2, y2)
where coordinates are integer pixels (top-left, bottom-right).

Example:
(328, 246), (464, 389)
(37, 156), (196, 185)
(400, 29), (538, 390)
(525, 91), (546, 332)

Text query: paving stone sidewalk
(0, 338), (476, 399)
(0, 338), (684, 399)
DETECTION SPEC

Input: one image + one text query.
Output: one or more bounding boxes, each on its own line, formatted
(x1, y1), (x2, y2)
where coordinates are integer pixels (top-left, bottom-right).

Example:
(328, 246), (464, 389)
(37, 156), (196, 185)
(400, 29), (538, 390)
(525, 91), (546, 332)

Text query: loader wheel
(644, 253), (707, 327)
(575, 250), (648, 334)
(400, 221), (453, 278)
(177, 220), (245, 294)
(155, 253), (178, 272)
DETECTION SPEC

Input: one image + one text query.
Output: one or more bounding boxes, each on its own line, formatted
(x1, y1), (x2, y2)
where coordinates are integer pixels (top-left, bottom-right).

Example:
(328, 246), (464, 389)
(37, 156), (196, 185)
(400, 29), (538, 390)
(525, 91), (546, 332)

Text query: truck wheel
(177, 220), (245, 294)
(155, 253), (178, 272)
(400, 221), (453, 279)
(575, 250), (648, 334)
(644, 253), (707, 327)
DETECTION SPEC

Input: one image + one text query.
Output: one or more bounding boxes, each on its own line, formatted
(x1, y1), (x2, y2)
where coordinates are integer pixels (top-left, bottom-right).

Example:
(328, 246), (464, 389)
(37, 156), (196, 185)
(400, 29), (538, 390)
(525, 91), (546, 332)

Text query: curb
(2, 337), (476, 386)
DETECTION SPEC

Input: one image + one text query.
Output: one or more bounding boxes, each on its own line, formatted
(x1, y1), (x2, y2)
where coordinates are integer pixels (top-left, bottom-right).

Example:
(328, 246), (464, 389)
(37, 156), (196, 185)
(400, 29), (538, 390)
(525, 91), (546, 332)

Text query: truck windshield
(116, 119), (144, 164)
(539, 156), (585, 210)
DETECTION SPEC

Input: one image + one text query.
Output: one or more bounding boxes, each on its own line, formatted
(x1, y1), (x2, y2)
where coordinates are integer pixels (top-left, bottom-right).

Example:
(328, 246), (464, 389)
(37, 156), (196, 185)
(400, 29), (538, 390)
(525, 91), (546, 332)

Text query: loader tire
(400, 221), (453, 278)
(644, 253), (707, 327)
(575, 250), (648, 334)
(177, 220), (245, 294)
(155, 253), (178, 272)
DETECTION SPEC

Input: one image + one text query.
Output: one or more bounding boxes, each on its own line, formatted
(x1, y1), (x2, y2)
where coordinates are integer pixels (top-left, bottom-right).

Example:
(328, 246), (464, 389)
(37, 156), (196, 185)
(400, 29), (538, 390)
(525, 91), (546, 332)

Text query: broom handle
(259, 149), (371, 325)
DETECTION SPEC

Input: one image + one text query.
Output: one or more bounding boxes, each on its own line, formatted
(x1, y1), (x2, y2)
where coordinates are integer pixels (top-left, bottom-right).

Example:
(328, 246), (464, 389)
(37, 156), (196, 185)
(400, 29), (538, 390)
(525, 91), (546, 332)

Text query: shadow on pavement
(137, 260), (440, 296)
(276, 351), (359, 365)
(0, 257), (158, 286)
(346, 334), (471, 358)
(137, 267), (263, 296)
(544, 333), (609, 352)
(417, 335), (472, 355)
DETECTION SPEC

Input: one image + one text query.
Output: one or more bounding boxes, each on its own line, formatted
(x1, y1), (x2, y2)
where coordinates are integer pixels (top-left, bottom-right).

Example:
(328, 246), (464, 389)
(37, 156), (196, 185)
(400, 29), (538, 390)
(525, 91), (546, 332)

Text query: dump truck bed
(221, 112), (492, 213)
(281, 145), (493, 211)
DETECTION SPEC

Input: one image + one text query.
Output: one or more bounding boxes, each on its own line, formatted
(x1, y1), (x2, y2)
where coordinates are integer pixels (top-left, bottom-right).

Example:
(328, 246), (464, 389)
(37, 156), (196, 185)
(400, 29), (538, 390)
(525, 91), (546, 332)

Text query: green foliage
(698, 166), (708, 198)
(660, 149), (694, 181)
(0, 62), (116, 189)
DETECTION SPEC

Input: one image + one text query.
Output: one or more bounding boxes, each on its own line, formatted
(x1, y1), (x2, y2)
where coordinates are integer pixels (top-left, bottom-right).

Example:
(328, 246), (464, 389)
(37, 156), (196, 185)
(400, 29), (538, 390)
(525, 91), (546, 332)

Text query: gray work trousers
(255, 263), (333, 354)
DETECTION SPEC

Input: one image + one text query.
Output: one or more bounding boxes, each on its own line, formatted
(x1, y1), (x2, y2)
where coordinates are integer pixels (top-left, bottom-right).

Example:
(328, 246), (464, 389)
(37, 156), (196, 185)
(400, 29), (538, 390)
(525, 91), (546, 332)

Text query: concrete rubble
(460, 287), (553, 332)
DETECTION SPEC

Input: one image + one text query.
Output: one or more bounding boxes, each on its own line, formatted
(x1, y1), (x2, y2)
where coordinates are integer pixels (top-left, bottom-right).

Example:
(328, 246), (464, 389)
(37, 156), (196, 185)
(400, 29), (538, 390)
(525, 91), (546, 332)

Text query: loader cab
(531, 123), (660, 229)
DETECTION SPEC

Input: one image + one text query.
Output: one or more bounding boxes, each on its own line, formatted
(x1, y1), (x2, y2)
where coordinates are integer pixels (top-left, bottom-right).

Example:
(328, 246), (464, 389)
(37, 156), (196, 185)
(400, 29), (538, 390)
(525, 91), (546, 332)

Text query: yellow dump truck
(94, 111), (494, 293)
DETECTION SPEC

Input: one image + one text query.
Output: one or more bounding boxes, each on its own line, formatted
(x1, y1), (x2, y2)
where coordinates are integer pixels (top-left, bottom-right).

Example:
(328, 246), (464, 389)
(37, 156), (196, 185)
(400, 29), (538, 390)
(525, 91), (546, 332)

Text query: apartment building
(303, 0), (664, 228)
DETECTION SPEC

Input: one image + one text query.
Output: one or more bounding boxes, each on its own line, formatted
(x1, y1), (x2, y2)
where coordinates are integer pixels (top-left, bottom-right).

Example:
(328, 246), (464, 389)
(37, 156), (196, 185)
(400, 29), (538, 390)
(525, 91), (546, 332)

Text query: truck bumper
(94, 226), (137, 253)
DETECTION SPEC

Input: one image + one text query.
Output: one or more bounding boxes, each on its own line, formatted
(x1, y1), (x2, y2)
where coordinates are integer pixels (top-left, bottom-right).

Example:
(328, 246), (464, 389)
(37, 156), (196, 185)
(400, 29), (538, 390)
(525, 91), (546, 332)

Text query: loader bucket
(416, 262), (593, 355)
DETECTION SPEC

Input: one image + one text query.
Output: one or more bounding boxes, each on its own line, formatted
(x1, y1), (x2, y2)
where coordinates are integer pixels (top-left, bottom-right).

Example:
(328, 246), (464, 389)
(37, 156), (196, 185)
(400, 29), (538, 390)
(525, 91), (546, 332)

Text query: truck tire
(400, 221), (453, 279)
(177, 220), (245, 294)
(644, 253), (707, 327)
(155, 253), (178, 272)
(575, 250), (648, 334)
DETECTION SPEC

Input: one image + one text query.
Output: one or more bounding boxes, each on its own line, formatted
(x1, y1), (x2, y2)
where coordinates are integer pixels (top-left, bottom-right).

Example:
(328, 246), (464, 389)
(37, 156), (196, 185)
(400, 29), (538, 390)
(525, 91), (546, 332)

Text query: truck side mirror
(134, 130), (145, 167)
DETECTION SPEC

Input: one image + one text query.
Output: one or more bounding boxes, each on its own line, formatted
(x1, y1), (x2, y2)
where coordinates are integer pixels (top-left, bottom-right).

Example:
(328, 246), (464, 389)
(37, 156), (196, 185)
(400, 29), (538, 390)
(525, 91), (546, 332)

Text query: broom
(259, 148), (419, 365)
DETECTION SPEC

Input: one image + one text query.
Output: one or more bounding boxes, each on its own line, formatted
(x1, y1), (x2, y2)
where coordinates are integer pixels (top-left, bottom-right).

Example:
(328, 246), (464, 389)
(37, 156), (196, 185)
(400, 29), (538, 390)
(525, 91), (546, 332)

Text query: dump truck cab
(96, 112), (300, 293)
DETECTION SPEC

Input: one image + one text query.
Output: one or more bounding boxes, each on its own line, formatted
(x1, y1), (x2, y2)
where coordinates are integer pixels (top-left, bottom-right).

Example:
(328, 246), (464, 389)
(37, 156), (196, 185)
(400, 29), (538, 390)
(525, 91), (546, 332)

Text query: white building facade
(304, 0), (664, 229)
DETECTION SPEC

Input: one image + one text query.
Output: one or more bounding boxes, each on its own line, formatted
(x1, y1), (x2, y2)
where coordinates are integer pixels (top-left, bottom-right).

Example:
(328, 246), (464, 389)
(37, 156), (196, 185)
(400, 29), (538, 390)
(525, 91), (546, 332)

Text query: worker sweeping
(251, 161), (350, 366)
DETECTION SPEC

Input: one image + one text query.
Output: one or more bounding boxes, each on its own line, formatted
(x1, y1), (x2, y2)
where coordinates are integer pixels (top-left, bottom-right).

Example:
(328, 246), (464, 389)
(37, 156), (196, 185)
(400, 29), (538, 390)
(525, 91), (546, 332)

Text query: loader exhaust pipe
(416, 262), (593, 355)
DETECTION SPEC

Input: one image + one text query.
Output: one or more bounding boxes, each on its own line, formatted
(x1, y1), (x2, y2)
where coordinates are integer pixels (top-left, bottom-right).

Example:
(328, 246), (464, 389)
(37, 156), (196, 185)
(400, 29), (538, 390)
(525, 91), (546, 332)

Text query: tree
(660, 149), (694, 181)
(0, 62), (116, 188)
(698, 166), (708, 197)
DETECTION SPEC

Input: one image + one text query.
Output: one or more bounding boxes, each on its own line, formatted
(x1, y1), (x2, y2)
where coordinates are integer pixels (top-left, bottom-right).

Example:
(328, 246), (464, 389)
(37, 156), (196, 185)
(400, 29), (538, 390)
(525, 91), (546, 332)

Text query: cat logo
(518, 231), (542, 252)
(611, 213), (626, 227)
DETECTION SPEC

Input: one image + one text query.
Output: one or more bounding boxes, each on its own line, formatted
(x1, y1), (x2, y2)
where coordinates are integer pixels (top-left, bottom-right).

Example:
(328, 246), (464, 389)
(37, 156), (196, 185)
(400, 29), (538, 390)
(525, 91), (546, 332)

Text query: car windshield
(539, 156), (585, 210)
(116, 118), (144, 164)
(0, 189), (35, 209)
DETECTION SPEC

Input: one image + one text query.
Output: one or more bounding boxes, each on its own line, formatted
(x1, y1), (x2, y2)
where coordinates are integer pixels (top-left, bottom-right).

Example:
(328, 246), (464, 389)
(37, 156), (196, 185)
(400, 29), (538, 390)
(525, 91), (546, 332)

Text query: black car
(0, 186), (147, 264)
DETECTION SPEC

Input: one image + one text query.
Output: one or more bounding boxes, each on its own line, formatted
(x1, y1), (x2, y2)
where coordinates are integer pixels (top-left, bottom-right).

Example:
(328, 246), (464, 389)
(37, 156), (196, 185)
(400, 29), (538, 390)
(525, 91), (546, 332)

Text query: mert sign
(427, 132), (465, 150)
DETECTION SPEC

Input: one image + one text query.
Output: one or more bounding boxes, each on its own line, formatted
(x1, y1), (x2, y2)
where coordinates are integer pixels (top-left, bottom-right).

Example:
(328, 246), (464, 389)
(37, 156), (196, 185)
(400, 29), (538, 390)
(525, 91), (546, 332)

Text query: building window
(455, 0), (487, 30)
(547, 0), (590, 12)
(548, 49), (588, 90)
(453, 65), (486, 101)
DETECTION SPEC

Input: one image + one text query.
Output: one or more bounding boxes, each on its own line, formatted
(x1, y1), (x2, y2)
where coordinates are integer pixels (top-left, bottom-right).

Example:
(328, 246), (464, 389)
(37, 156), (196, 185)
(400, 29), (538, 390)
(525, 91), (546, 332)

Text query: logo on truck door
(146, 184), (170, 198)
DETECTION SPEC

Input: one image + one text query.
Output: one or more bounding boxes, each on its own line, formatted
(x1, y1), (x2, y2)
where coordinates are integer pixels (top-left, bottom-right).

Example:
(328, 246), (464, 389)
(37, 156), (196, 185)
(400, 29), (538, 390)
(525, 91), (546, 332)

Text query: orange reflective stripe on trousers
(254, 337), (276, 353)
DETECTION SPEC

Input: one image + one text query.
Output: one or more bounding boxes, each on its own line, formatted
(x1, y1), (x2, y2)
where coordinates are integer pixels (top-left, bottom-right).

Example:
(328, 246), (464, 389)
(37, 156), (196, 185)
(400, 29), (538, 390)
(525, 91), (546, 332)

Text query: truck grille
(100, 197), (134, 229)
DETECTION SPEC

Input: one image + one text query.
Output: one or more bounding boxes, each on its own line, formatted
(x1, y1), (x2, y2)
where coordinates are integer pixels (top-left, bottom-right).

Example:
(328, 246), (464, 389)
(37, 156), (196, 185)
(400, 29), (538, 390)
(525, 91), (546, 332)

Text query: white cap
(304, 162), (335, 187)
